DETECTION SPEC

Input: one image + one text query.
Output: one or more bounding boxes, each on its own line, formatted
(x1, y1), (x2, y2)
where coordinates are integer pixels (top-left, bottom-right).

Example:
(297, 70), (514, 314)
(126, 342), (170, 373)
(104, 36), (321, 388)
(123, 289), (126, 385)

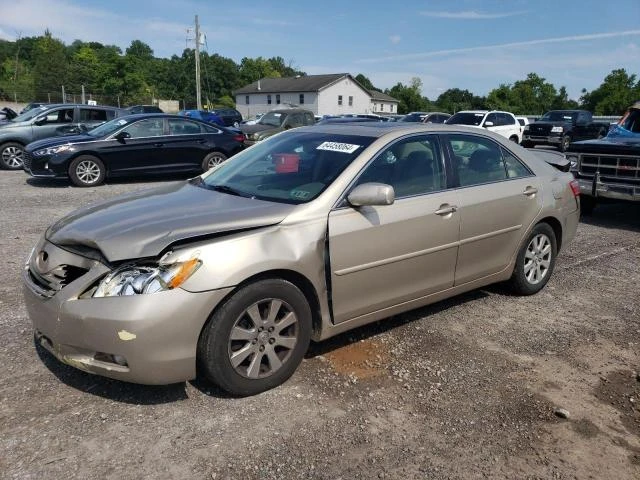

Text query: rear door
(444, 133), (542, 285)
(328, 134), (460, 323)
(161, 118), (213, 171)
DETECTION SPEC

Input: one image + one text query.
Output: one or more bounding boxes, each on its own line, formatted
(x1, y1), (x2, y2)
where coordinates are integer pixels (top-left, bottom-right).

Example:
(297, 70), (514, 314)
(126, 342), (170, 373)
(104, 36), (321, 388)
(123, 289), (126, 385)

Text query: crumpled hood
(46, 181), (296, 262)
(26, 134), (95, 151)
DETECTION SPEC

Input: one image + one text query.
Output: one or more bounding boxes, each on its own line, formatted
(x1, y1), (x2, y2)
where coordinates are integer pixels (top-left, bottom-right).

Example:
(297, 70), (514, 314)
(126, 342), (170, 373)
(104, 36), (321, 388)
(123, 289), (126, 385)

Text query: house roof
(234, 74), (351, 95)
(368, 90), (399, 103)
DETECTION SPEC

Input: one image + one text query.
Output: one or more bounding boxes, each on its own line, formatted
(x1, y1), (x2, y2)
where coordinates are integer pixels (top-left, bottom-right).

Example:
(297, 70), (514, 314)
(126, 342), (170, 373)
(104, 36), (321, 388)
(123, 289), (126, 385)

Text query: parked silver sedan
(23, 123), (580, 395)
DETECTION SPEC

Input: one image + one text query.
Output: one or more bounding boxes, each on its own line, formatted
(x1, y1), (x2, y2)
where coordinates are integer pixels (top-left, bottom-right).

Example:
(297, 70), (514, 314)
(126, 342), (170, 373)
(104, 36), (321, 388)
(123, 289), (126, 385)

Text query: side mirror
(347, 182), (395, 207)
(34, 117), (47, 126)
(484, 121), (494, 127)
(115, 131), (131, 141)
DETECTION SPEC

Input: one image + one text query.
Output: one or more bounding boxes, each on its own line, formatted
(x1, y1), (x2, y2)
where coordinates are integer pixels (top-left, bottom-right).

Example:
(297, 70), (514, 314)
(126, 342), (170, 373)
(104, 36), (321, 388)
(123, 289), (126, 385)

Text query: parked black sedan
(23, 114), (245, 187)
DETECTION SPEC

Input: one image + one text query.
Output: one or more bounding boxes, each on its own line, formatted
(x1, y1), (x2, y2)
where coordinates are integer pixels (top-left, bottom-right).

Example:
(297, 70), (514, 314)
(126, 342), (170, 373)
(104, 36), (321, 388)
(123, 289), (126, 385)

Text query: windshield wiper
(208, 184), (251, 197)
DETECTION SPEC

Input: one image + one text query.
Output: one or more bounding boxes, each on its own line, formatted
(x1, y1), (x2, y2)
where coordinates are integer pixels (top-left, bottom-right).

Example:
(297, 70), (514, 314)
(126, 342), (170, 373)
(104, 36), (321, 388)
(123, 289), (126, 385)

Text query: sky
(0, 0), (639, 101)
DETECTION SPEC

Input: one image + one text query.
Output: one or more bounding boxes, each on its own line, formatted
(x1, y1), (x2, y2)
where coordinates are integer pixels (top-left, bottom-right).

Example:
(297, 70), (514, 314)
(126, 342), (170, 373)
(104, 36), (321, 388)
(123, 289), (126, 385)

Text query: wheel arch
(67, 152), (109, 175)
(200, 269), (323, 340)
(537, 216), (563, 252)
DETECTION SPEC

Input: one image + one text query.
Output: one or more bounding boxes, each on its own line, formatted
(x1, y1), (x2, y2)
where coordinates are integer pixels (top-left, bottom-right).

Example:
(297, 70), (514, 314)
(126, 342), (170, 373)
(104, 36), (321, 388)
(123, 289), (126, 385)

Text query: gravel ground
(1, 170), (639, 480)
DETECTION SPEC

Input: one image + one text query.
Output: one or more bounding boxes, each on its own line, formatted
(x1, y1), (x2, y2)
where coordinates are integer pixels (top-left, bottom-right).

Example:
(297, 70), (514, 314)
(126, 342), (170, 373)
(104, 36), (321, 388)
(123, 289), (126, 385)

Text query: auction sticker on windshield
(317, 142), (361, 154)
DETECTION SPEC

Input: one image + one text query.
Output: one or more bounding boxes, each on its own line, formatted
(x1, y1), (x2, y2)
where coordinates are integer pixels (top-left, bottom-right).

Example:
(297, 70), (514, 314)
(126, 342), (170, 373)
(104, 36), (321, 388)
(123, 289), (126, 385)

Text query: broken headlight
(93, 257), (201, 297)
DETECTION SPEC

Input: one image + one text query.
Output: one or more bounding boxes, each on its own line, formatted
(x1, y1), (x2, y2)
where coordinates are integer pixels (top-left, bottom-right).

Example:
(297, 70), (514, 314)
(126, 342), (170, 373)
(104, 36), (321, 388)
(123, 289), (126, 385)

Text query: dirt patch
(323, 338), (389, 379)
(594, 370), (640, 437)
(573, 418), (601, 438)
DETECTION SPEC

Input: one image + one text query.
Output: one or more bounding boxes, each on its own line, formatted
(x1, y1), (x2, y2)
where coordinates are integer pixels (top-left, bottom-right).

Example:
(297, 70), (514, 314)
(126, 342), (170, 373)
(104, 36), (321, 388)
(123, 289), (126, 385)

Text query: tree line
(1, 32), (638, 115)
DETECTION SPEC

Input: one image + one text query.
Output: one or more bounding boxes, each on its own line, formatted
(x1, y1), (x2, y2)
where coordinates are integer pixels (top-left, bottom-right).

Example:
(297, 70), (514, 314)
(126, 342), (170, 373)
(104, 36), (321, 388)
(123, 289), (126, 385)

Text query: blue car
(178, 110), (224, 127)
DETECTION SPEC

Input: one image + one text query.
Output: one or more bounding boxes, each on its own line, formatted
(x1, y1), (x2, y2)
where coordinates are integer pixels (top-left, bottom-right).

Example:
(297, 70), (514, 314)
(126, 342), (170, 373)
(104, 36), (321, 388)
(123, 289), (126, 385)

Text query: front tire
(509, 135), (519, 143)
(202, 151), (228, 172)
(508, 223), (557, 295)
(580, 196), (596, 215)
(198, 278), (312, 396)
(521, 140), (533, 148)
(69, 155), (106, 187)
(0, 142), (25, 170)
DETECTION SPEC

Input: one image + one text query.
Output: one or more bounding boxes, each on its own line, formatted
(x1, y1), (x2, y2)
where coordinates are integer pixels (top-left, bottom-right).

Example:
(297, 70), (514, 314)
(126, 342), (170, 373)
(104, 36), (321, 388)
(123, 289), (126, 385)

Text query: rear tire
(202, 151), (227, 172)
(68, 155), (106, 187)
(508, 223), (557, 295)
(0, 142), (25, 170)
(197, 278), (312, 396)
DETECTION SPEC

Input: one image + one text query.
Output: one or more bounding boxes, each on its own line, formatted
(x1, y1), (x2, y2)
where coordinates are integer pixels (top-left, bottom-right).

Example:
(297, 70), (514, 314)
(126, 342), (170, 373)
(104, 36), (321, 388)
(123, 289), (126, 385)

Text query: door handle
(523, 186), (538, 197)
(153, 143), (164, 147)
(435, 204), (457, 216)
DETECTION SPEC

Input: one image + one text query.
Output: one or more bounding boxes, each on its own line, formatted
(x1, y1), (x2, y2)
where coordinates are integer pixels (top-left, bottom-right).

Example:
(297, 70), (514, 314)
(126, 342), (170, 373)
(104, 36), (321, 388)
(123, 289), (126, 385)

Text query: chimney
(258, 80), (261, 91)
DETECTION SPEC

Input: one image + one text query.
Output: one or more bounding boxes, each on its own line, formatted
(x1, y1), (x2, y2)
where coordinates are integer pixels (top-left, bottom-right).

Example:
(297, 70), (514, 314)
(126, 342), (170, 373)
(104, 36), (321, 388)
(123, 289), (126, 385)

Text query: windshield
(540, 111), (577, 122)
(258, 111), (286, 127)
(87, 117), (132, 137)
(199, 131), (376, 204)
(11, 106), (52, 123)
(446, 112), (485, 126)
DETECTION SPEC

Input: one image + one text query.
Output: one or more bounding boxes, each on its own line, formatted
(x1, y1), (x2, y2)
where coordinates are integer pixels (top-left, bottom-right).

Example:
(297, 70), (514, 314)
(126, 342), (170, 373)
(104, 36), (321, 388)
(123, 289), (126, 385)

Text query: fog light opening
(94, 352), (129, 367)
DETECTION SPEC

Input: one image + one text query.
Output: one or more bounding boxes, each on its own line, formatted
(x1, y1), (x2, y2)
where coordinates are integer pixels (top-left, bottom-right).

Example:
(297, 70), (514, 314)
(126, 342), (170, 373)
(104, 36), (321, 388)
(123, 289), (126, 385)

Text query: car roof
(299, 122), (509, 139)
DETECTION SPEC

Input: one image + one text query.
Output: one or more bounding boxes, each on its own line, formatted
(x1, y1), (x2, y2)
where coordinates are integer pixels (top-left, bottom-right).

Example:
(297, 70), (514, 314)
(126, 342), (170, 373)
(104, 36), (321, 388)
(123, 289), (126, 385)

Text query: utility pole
(194, 15), (202, 110)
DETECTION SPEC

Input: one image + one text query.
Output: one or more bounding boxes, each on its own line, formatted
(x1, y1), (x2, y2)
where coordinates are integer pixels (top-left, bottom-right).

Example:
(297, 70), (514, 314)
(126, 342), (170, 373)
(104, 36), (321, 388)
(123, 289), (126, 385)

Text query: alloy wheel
(76, 160), (101, 184)
(206, 154), (226, 169)
(228, 298), (299, 379)
(1, 146), (24, 168)
(524, 233), (552, 285)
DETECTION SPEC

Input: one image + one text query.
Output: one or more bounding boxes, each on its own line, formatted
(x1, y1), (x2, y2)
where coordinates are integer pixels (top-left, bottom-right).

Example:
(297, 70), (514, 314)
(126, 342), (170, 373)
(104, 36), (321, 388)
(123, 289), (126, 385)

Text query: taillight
(569, 179), (580, 197)
(233, 134), (245, 143)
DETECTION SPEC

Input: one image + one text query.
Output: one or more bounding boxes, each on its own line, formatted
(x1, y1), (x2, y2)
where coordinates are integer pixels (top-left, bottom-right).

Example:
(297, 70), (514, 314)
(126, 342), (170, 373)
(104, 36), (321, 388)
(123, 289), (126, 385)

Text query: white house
(233, 73), (399, 118)
(369, 90), (400, 114)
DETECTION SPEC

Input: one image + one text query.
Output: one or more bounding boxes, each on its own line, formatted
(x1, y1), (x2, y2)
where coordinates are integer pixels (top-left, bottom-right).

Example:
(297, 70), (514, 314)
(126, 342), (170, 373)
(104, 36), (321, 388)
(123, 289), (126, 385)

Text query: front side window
(354, 135), (445, 198)
(41, 108), (74, 124)
(484, 113), (498, 126)
(200, 132), (376, 204)
(122, 118), (164, 138)
(447, 134), (508, 186)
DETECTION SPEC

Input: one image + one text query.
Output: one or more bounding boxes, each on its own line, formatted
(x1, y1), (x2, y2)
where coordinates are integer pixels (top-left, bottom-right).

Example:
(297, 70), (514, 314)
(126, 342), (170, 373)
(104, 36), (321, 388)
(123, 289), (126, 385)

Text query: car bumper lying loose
(23, 240), (234, 385)
(576, 176), (640, 202)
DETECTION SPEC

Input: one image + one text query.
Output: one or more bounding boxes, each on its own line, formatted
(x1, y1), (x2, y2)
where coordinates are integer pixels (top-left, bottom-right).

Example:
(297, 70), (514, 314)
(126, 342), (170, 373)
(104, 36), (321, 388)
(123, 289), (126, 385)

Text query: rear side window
(447, 134), (508, 186)
(501, 148), (532, 178)
(168, 119), (203, 135)
(79, 109), (108, 122)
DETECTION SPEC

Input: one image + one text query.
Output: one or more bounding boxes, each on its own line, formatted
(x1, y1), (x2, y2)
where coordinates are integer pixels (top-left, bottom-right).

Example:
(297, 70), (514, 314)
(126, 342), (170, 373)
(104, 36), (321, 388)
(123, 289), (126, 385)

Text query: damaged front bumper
(576, 174), (640, 202)
(23, 239), (233, 385)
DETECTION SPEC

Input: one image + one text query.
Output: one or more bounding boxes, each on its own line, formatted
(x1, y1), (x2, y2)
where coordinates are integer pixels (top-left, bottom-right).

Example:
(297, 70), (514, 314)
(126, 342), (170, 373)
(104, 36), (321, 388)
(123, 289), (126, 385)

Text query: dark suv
(0, 104), (123, 169)
(209, 108), (243, 127)
(239, 108), (315, 146)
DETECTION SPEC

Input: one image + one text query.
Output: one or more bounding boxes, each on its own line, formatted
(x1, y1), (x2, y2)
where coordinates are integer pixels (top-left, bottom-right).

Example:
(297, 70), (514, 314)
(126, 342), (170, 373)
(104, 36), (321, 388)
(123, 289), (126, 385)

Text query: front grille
(578, 153), (640, 184)
(23, 152), (32, 171)
(528, 124), (552, 135)
(28, 264), (88, 297)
